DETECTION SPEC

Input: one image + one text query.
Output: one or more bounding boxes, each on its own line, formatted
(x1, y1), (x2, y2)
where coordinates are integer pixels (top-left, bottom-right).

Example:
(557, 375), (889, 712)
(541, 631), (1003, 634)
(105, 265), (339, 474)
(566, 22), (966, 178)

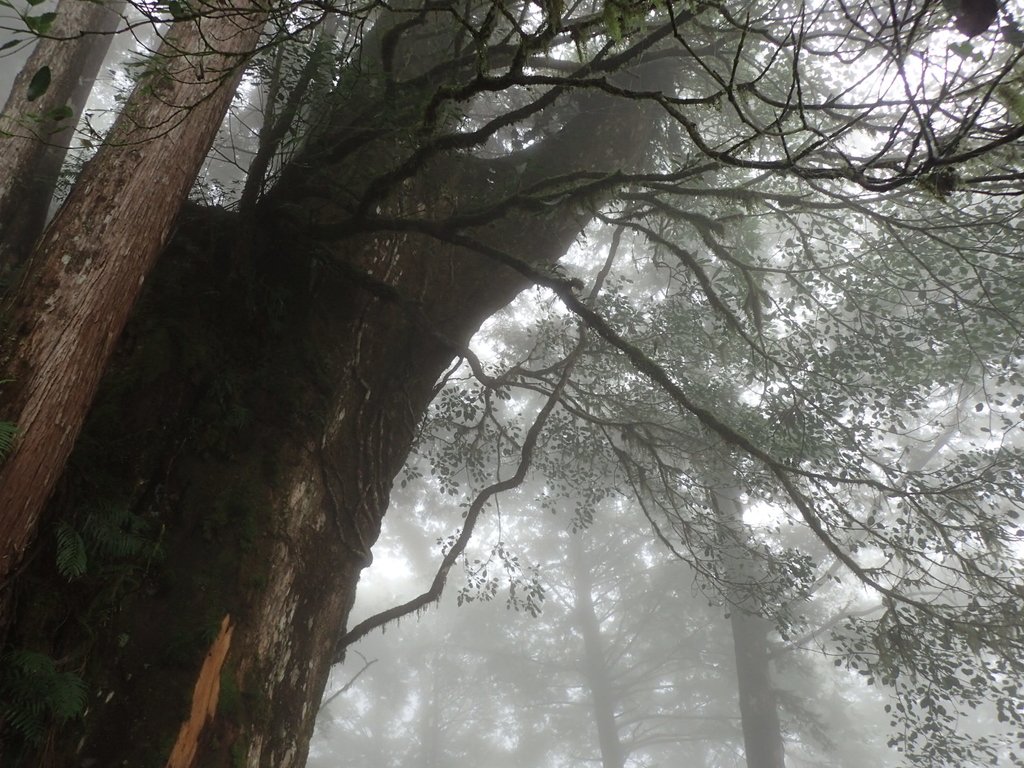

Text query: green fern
(55, 521), (88, 580)
(0, 650), (87, 744)
(83, 504), (153, 559)
(0, 420), (17, 459)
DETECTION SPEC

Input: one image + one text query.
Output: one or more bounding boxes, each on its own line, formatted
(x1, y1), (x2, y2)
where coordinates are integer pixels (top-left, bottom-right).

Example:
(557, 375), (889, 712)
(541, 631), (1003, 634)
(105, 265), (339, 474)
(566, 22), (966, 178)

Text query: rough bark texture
(0, 3), (266, 610)
(0, 0), (125, 277)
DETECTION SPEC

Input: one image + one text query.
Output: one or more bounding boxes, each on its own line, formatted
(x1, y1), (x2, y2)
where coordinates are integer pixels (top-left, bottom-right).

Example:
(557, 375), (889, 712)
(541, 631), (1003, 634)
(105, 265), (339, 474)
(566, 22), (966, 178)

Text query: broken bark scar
(165, 614), (234, 768)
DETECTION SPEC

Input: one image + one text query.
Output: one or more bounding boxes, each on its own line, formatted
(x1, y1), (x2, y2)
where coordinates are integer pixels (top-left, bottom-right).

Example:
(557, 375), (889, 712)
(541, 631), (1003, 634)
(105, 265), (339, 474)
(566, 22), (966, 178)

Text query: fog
(2, 1), (1024, 766)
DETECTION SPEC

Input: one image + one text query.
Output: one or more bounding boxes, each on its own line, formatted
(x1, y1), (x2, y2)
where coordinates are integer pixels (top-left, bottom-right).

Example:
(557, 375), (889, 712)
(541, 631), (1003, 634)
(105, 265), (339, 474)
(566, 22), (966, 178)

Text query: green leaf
(167, 0), (191, 19)
(0, 650), (87, 743)
(1002, 18), (1024, 48)
(25, 65), (50, 102)
(997, 83), (1024, 123)
(55, 522), (87, 580)
(0, 38), (21, 51)
(948, 40), (979, 60)
(43, 103), (74, 122)
(24, 11), (57, 36)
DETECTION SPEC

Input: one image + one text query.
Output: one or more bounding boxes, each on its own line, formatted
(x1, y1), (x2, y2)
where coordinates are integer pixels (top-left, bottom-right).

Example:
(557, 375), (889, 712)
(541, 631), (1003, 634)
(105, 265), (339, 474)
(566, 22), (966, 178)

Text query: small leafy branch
(335, 338), (581, 658)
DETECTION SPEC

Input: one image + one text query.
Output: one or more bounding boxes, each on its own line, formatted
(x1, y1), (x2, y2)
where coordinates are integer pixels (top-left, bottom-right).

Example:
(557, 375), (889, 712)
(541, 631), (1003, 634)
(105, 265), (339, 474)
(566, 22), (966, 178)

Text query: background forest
(1, 0), (1024, 766)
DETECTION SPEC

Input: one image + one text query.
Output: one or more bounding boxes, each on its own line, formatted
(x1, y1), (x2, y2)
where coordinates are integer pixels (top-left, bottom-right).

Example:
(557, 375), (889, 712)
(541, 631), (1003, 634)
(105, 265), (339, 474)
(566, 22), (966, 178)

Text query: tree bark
(0, 3), (266, 611)
(0, 0), (126, 278)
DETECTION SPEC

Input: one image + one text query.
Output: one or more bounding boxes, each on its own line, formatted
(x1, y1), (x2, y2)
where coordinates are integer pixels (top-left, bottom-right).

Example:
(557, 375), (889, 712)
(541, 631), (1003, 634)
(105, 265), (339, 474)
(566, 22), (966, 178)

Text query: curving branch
(334, 329), (581, 659)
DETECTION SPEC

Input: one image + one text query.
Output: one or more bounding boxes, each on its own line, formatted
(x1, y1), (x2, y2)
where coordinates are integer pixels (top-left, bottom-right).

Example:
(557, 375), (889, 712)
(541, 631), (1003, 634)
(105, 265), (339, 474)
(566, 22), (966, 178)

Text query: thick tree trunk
(55, 211), (597, 768)
(0, 3), (265, 610)
(0, 0), (126, 277)
(1, 67), (664, 764)
(569, 534), (627, 768)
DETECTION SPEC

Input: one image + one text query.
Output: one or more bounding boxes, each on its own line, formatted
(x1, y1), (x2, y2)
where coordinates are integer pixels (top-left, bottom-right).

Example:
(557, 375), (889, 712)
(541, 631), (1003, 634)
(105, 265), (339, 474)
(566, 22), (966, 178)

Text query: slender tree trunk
(709, 479), (787, 768)
(0, 3), (266, 612)
(730, 609), (786, 768)
(419, 659), (443, 768)
(569, 534), (626, 768)
(0, 0), (126, 277)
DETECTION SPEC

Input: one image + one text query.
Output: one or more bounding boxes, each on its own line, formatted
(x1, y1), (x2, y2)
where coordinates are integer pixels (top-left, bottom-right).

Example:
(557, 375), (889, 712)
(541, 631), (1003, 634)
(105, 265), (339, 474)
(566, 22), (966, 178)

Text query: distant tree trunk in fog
(730, 610), (786, 768)
(709, 480), (787, 768)
(569, 534), (627, 768)
(0, 3), (266, 623)
(419, 660), (444, 768)
(0, 0), (125, 277)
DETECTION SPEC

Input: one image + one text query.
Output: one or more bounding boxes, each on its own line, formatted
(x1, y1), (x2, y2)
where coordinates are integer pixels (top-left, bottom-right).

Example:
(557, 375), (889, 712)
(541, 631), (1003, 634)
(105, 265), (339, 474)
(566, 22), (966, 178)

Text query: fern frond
(47, 671), (87, 720)
(0, 420), (17, 459)
(55, 521), (88, 579)
(4, 703), (47, 744)
(0, 650), (87, 744)
(83, 505), (149, 559)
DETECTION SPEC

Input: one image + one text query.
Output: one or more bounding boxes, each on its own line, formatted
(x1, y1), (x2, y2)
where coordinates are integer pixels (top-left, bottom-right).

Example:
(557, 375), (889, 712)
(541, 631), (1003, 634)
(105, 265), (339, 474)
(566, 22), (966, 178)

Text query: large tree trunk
(0, 65), (664, 765)
(0, 3), (266, 614)
(0, 0), (127, 278)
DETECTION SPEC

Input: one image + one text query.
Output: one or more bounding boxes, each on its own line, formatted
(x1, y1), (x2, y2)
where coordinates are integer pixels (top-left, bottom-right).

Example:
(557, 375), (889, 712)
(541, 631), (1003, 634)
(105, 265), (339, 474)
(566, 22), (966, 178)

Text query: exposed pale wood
(166, 615), (234, 768)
